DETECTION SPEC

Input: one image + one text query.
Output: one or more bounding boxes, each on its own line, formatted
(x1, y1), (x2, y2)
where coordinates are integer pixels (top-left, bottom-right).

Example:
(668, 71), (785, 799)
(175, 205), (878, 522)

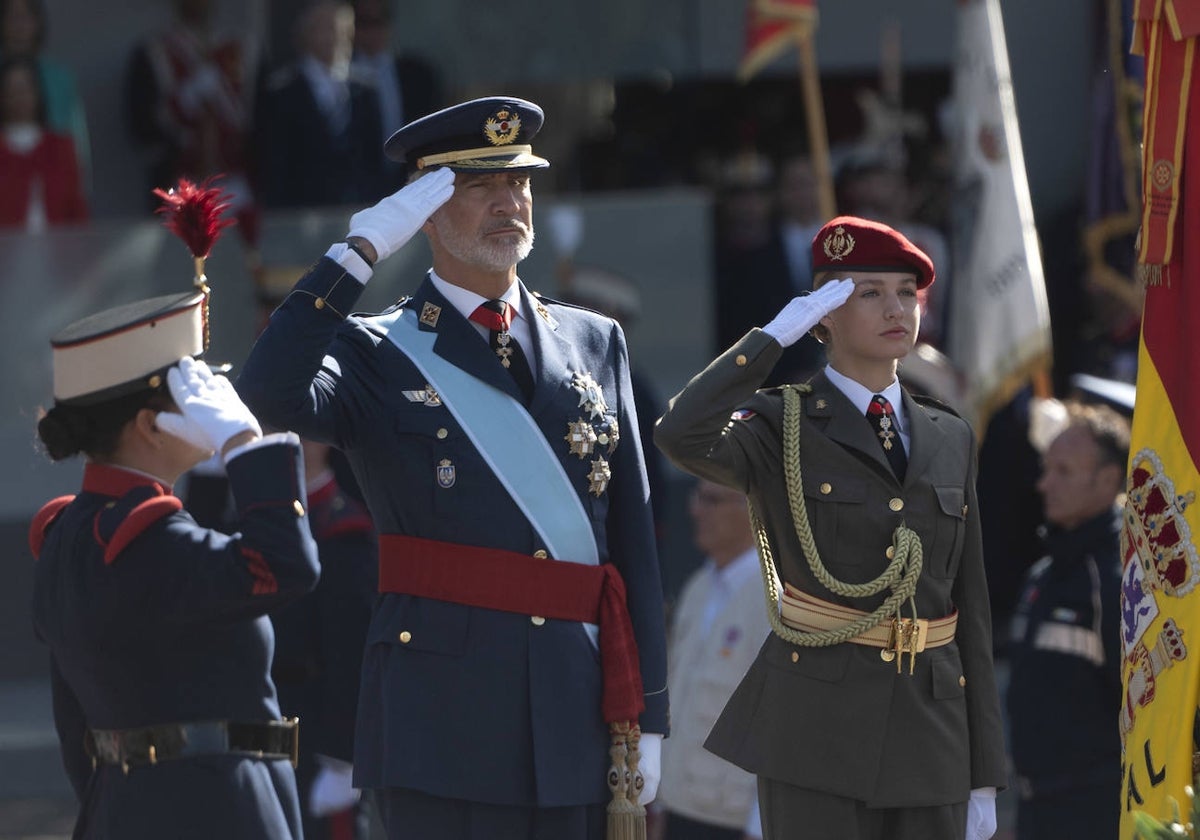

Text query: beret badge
(822, 225), (856, 261)
(484, 108), (522, 146)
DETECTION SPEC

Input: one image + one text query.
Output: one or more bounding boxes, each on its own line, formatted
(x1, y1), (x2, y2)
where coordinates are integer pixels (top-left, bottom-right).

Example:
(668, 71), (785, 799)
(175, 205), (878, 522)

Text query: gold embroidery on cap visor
(416, 146), (547, 170)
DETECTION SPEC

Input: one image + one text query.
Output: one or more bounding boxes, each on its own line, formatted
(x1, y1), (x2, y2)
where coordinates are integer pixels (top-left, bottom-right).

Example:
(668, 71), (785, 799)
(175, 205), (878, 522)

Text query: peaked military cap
(384, 95), (551, 175)
(811, 215), (936, 289)
(50, 291), (206, 406)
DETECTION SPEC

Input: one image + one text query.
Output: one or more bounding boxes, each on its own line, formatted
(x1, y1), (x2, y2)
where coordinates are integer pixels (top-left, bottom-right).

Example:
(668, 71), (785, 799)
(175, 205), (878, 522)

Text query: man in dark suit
(350, 0), (444, 192)
(656, 216), (1007, 840)
(256, 0), (384, 209)
(237, 96), (669, 840)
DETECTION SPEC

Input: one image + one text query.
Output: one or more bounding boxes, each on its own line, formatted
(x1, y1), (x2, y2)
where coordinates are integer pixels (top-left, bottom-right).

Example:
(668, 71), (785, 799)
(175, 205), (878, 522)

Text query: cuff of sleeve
(223, 431), (300, 465)
(325, 242), (373, 284)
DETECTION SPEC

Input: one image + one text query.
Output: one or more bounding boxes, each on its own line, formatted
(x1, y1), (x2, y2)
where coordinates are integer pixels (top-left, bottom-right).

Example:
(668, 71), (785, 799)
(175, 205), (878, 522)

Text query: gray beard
(435, 218), (535, 272)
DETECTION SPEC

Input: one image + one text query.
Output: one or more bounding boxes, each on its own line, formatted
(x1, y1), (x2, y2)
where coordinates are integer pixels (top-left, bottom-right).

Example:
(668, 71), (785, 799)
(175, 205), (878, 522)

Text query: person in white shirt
(657, 479), (767, 840)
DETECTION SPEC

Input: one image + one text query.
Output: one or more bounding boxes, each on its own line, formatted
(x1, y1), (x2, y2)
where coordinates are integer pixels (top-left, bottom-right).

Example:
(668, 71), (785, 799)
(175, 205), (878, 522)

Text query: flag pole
(794, 25), (836, 219)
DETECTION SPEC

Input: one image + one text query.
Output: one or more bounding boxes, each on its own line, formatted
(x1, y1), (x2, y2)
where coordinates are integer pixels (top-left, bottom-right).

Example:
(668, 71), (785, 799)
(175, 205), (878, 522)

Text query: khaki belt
(780, 583), (957, 667)
(88, 719), (299, 772)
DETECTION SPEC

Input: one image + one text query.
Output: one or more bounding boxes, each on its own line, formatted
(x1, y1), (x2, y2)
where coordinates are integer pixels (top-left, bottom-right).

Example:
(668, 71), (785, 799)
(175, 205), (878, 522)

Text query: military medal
(571, 372), (608, 420)
(588, 456), (611, 497)
(597, 417), (620, 454)
(494, 329), (515, 368)
(565, 419), (598, 458)
(877, 414), (896, 451)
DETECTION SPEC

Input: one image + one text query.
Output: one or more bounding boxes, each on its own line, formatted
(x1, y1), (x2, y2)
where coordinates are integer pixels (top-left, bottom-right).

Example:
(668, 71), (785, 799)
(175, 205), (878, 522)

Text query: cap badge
(483, 108), (521, 147)
(823, 225), (856, 261)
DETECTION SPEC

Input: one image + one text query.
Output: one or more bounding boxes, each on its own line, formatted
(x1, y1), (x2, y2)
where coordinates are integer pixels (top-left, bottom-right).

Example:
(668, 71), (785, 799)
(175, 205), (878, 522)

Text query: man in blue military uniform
(1007, 402), (1129, 840)
(237, 95), (669, 839)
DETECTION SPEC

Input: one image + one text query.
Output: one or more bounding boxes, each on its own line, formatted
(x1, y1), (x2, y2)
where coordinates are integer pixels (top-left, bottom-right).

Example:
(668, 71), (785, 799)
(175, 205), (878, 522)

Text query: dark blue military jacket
(237, 258), (669, 808)
(31, 439), (319, 839)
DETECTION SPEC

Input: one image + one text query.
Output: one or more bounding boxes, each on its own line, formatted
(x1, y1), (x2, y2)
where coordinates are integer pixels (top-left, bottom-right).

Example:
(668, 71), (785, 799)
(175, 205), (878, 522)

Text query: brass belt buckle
(882, 617), (929, 674)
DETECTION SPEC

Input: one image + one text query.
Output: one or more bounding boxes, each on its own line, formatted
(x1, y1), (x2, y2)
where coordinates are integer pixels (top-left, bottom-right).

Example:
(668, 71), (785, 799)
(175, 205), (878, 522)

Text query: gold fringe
(1137, 262), (1165, 287)
(606, 721), (646, 840)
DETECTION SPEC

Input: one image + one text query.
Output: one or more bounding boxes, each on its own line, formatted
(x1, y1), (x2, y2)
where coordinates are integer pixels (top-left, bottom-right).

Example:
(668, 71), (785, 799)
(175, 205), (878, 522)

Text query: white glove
(637, 732), (662, 805)
(346, 166), (455, 263)
(761, 278), (856, 347)
(157, 357), (262, 456)
(309, 755), (361, 818)
(964, 787), (997, 840)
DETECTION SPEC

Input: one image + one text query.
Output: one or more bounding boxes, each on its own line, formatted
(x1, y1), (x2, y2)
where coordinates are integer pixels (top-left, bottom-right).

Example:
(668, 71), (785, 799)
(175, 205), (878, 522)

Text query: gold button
(436, 428), (448, 439)
(531, 616), (546, 626)
(958, 676), (967, 687)
(889, 498), (904, 512)
(597, 433), (610, 445)
(735, 354), (747, 366)
(533, 550), (548, 559)
(314, 297), (326, 310)
(790, 651), (799, 663)
(293, 500), (305, 516)
(819, 482), (832, 495)
(398, 631), (412, 644)
(886, 546), (895, 559)
(148, 374), (162, 389)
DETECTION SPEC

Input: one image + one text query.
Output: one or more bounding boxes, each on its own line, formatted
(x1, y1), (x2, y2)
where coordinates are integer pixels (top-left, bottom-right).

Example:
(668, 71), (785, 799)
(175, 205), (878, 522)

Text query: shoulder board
(911, 392), (962, 418)
(94, 486), (183, 565)
(29, 495), (75, 559)
(362, 295), (412, 320)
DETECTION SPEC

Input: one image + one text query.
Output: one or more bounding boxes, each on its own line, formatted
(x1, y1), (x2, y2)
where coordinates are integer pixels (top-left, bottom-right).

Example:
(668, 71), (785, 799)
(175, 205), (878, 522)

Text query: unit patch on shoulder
(731, 409), (757, 421)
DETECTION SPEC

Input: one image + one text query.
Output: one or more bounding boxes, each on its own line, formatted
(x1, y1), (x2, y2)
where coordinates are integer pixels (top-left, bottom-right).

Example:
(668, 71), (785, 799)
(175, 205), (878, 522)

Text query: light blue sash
(378, 307), (599, 568)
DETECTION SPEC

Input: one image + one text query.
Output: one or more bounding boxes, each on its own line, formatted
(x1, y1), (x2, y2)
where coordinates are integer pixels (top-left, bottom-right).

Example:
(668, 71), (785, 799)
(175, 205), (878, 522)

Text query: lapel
(519, 285), (573, 417)
(900, 388), (943, 488)
(805, 372), (895, 480)
(411, 275), (525, 402)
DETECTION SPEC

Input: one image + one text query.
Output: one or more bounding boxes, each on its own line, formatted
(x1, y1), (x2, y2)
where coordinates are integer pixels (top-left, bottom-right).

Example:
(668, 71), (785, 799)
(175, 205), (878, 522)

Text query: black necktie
(470, 300), (535, 402)
(866, 394), (907, 482)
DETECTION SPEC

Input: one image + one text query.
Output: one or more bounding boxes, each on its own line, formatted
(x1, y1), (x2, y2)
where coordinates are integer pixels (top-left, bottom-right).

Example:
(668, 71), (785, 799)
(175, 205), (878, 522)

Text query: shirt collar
(429, 270), (526, 324)
(823, 364), (905, 431)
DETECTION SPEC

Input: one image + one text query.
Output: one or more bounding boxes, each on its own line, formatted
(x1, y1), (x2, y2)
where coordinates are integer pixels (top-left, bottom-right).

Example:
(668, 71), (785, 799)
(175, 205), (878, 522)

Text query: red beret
(810, 215), (935, 289)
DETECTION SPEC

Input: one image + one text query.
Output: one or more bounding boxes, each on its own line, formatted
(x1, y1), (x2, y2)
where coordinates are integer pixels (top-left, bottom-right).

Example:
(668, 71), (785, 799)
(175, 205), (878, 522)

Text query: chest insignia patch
(436, 458), (456, 488)
(402, 385), (442, 407)
(731, 409), (757, 421)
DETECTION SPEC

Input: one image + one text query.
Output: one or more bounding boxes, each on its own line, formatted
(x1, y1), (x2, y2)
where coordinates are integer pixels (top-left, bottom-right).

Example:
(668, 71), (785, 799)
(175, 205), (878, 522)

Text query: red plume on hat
(152, 177), (236, 351)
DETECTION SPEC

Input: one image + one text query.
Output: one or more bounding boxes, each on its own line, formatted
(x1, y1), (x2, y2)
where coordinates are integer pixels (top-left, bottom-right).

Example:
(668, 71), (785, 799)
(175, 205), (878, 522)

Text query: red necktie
(866, 394), (907, 481)
(470, 300), (534, 401)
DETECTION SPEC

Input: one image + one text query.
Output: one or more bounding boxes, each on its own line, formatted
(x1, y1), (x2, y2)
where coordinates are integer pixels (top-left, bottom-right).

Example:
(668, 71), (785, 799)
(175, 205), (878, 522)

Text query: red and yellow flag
(737, 0), (817, 81)
(1119, 4), (1200, 836)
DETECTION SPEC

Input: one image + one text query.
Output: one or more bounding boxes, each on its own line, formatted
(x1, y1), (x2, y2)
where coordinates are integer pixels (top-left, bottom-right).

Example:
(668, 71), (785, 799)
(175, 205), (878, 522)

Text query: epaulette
(911, 392), (962, 418)
(94, 485), (183, 565)
(29, 495), (74, 559)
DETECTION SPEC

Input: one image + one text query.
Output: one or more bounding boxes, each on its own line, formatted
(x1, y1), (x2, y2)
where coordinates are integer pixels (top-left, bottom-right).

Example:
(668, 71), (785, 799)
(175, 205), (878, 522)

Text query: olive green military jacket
(655, 329), (1007, 807)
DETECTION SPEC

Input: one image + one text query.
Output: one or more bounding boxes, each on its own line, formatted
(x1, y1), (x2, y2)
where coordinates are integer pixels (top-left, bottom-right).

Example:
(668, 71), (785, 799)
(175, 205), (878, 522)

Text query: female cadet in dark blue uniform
(29, 290), (320, 840)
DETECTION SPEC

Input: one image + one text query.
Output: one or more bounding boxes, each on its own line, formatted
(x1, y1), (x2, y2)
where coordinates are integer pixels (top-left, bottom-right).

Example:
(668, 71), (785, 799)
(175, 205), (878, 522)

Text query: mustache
(483, 219), (532, 236)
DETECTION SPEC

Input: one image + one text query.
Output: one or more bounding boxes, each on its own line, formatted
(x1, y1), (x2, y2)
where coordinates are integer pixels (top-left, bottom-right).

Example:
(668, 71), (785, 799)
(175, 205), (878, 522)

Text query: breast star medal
(570, 372), (608, 420)
(588, 457), (611, 497)
(565, 419), (598, 458)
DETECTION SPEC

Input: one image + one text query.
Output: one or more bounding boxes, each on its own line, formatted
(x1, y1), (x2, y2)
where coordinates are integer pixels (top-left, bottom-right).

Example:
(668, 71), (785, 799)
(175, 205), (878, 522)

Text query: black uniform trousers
(758, 777), (968, 840)
(379, 789), (606, 840)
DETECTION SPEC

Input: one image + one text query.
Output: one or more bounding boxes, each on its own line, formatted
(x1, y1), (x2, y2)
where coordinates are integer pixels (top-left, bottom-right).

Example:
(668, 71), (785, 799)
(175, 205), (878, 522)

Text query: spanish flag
(737, 0), (817, 81)
(1119, 3), (1200, 836)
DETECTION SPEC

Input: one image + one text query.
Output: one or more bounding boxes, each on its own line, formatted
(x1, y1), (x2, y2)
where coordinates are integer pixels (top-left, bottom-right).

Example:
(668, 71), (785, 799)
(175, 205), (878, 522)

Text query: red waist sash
(378, 534), (645, 724)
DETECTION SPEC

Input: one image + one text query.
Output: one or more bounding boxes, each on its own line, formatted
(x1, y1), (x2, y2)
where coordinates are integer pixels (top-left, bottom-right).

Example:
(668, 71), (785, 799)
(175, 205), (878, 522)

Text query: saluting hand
(157, 357), (262, 458)
(346, 166), (456, 265)
(761, 278), (856, 348)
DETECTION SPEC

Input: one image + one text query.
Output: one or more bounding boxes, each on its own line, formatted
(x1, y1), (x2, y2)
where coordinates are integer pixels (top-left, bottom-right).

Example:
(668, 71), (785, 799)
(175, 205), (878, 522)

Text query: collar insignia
(419, 302), (442, 327)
